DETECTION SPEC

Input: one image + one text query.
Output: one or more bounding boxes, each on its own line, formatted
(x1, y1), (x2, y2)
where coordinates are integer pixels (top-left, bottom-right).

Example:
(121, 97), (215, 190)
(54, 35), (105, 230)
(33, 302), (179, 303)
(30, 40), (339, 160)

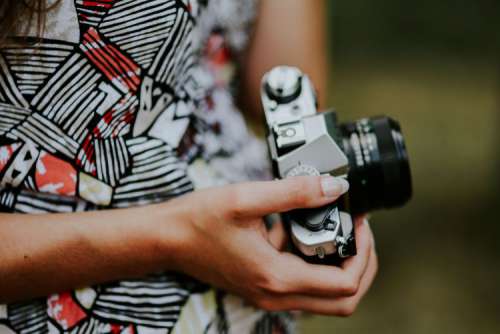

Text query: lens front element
(341, 117), (412, 215)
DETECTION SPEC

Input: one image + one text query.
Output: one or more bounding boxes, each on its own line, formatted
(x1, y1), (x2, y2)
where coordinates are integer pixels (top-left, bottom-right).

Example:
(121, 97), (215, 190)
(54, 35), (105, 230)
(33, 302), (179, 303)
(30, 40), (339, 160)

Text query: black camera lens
(340, 116), (412, 215)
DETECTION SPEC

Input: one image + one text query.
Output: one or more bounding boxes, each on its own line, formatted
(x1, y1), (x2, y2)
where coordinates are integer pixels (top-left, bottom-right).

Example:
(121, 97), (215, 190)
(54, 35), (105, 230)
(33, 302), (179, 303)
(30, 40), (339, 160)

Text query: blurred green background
(301, 1), (500, 333)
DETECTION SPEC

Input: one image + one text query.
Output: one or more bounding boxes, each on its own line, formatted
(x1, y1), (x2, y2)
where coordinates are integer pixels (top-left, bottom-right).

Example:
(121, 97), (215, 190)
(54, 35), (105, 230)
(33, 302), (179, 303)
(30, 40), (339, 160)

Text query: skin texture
(168, 177), (377, 315)
(240, 0), (329, 117)
(0, 176), (377, 316)
(0, 1), (378, 316)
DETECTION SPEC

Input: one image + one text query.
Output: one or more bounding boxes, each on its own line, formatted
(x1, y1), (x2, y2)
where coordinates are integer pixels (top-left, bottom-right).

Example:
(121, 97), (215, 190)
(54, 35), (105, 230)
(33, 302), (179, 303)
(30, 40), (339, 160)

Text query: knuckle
(336, 302), (357, 317)
(255, 267), (288, 294)
(366, 231), (374, 251)
(254, 265), (273, 289)
(289, 178), (314, 207)
(358, 228), (373, 252)
(339, 279), (360, 297)
(225, 186), (246, 219)
(268, 277), (288, 294)
(360, 242), (373, 262)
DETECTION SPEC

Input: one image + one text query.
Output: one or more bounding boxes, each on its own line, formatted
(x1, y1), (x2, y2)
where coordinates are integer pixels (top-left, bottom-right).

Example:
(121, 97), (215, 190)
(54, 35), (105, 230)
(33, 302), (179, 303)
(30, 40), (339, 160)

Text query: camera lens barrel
(340, 116), (412, 215)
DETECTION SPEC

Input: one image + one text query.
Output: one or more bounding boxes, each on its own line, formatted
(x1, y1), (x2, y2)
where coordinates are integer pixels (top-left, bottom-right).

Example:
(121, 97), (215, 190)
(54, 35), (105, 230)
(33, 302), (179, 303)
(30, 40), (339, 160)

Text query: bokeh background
(301, 1), (500, 333)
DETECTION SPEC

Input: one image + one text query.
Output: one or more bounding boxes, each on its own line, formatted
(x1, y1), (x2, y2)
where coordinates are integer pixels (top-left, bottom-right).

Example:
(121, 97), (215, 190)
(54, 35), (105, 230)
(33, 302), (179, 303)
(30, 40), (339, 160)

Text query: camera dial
(261, 66), (412, 263)
(264, 66), (303, 104)
(286, 164), (320, 178)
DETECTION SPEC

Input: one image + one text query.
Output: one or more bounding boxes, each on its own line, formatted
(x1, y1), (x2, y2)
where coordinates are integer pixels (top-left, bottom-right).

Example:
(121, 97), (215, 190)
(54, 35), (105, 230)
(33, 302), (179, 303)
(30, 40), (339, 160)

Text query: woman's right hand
(161, 176), (378, 316)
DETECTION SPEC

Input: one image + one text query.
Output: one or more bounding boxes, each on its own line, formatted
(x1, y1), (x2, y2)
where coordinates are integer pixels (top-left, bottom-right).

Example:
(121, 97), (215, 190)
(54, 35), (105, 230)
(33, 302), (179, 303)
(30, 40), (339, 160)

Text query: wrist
(81, 202), (190, 278)
(143, 199), (194, 273)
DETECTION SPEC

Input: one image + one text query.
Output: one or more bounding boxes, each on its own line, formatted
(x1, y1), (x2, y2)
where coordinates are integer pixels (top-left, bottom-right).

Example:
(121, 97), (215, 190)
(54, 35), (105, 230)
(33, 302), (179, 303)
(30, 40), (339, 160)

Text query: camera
(261, 66), (412, 264)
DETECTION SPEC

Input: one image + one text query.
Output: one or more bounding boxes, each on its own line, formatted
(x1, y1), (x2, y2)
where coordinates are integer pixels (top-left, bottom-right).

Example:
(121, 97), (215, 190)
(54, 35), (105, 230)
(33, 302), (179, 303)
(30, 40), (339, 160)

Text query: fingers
(332, 245), (378, 316)
(340, 217), (371, 272)
(222, 176), (349, 218)
(254, 245), (378, 316)
(250, 218), (378, 316)
(269, 219), (373, 297)
(267, 219), (288, 251)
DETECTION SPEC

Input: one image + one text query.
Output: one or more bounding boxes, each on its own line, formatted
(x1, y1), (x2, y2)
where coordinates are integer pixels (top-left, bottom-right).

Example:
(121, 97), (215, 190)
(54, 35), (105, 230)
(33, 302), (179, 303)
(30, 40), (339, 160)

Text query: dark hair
(0, 0), (58, 47)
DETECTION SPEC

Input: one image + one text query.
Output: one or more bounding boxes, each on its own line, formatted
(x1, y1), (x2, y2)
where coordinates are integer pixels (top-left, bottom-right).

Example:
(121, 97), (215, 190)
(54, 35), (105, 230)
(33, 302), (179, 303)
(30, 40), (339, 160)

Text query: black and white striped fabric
(6, 299), (48, 334)
(92, 274), (194, 328)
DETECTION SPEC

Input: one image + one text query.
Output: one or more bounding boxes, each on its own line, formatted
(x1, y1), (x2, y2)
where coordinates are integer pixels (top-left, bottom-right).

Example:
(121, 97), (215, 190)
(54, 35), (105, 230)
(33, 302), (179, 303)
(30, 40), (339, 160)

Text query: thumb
(268, 219), (288, 251)
(224, 176), (349, 218)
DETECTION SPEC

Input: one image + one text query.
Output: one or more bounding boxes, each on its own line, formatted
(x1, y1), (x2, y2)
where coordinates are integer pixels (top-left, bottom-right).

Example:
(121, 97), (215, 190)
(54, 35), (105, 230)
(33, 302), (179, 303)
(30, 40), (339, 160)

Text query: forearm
(0, 202), (181, 303)
(240, 0), (328, 118)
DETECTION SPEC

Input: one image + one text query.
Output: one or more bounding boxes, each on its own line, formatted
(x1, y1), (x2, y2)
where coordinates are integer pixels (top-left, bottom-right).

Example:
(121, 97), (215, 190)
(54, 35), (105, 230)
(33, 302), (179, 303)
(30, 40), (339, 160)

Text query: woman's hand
(0, 175), (376, 315)
(163, 176), (378, 316)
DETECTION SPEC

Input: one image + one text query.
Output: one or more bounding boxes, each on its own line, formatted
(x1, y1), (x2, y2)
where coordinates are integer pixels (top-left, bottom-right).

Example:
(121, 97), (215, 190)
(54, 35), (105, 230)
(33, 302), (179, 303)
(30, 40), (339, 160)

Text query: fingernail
(321, 176), (349, 197)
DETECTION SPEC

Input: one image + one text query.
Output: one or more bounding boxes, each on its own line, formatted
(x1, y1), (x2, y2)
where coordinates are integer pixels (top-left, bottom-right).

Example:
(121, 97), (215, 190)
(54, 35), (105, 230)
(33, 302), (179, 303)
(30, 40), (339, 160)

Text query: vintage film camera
(261, 66), (412, 264)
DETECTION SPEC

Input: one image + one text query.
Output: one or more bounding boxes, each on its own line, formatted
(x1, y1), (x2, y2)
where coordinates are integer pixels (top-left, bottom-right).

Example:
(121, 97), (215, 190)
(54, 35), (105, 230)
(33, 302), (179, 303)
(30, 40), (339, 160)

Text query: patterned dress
(0, 1), (294, 333)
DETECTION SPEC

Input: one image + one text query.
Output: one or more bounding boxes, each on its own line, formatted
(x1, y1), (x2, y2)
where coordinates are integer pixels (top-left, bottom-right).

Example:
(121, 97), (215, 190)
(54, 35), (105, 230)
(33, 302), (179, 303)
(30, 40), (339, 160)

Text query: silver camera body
(261, 66), (356, 260)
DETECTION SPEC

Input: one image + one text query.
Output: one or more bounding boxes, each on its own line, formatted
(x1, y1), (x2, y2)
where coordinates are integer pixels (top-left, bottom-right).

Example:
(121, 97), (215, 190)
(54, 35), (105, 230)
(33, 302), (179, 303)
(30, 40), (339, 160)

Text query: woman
(0, 1), (377, 333)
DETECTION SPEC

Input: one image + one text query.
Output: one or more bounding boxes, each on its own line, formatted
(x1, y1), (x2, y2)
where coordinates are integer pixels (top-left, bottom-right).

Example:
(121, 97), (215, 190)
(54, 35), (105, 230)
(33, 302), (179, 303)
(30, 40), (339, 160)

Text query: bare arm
(0, 176), (376, 317)
(0, 3), (376, 314)
(240, 0), (328, 118)
(0, 203), (182, 302)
